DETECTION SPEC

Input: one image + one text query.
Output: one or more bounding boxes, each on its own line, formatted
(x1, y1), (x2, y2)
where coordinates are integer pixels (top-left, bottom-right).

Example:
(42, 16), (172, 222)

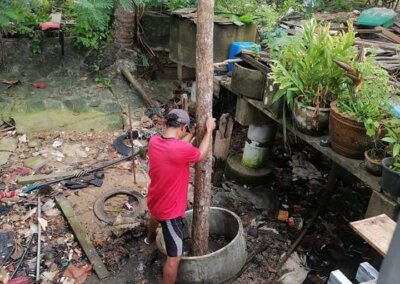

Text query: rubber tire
(93, 190), (145, 225)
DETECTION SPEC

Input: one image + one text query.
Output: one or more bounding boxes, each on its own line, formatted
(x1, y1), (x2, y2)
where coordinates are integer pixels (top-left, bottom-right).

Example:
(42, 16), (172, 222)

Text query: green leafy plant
(64, 0), (151, 50)
(335, 52), (395, 137)
(63, 0), (113, 50)
(270, 19), (357, 109)
(167, 0), (195, 10)
(95, 76), (112, 89)
(0, 0), (51, 54)
(382, 118), (400, 172)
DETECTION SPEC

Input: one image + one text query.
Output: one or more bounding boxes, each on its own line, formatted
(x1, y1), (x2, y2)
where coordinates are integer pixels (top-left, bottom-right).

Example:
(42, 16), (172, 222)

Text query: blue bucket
(228, 42), (260, 72)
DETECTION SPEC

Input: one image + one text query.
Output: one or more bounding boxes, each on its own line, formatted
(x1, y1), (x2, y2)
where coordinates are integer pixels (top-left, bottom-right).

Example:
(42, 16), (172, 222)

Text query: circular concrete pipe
(242, 123), (275, 168)
(156, 207), (247, 283)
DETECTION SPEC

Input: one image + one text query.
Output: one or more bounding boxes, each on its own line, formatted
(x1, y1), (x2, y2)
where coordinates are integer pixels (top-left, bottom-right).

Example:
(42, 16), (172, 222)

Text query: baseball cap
(167, 109), (190, 125)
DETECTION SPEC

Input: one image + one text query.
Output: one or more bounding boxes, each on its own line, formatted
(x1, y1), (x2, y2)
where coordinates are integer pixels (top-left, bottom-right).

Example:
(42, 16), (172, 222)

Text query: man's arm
(198, 117), (216, 161)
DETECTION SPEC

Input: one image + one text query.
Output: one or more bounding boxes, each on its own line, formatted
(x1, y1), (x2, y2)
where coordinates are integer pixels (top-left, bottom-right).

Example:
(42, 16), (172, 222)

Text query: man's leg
(163, 256), (181, 284)
(146, 214), (159, 243)
(160, 217), (184, 284)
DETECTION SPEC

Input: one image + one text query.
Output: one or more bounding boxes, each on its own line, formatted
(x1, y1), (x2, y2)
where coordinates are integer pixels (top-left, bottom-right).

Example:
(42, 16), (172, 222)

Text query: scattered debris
(32, 82), (46, 89)
(62, 264), (92, 284)
(2, 79), (21, 89)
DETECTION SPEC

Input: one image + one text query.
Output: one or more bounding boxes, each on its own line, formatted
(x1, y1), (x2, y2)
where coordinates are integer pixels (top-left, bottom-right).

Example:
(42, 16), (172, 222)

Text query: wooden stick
(128, 104), (137, 184)
(122, 67), (158, 107)
(213, 58), (242, 67)
(181, 93), (188, 112)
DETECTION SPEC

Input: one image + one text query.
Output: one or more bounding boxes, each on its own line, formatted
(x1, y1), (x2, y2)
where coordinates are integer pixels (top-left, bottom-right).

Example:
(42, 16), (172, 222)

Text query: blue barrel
(228, 42), (261, 72)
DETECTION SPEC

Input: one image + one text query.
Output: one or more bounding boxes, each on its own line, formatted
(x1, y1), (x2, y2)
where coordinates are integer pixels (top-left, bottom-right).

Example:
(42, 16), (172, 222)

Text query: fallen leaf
(63, 264), (92, 284)
(2, 79), (20, 85)
(22, 208), (37, 221)
(79, 77), (88, 81)
(95, 83), (104, 89)
(44, 208), (61, 217)
(41, 271), (58, 282)
(42, 199), (55, 212)
(11, 240), (23, 260)
(38, 217), (48, 231)
(0, 267), (9, 283)
(7, 276), (31, 284)
(2, 80), (21, 89)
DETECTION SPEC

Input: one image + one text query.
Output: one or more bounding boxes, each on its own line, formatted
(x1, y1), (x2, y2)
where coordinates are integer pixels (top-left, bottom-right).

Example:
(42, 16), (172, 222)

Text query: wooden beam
(56, 196), (110, 280)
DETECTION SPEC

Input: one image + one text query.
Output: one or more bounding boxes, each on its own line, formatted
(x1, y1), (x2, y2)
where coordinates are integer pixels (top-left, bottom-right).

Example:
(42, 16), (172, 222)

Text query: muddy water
(182, 234), (230, 256)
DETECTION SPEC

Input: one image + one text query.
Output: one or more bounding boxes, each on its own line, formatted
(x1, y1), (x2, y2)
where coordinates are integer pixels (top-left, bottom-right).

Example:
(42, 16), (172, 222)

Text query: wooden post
(192, 0), (214, 256)
(212, 114), (233, 186)
(181, 93), (188, 113)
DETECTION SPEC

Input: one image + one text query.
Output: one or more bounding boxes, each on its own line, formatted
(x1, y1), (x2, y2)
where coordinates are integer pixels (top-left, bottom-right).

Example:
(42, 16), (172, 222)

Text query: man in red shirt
(145, 109), (216, 284)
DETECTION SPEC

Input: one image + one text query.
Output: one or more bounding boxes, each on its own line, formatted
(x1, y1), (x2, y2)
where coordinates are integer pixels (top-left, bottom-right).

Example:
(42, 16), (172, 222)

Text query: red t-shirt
(147, 135), (201, 221)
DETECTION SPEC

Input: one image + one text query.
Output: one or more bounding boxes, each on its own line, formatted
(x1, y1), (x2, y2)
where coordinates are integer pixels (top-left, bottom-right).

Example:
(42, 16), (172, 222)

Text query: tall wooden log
(192, 0), (214, 256)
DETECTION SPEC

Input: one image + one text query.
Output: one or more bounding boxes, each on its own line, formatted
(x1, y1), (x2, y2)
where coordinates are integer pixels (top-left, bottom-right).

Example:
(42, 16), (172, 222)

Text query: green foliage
(31, 31), (42, 54)
(270, 19), (357, 109)
(63, 0), (113, 50)
(95, 76), (112, 89)
(336, 56), (395, 137)
(382, 118), (400, 172)
(278, 0), (304, 14)
(0, 0), (52, 54)
(167, 0), (196, 10)
(255, 4), (281, 36)
(140, 54), (150, 68)
(315, 0), (366, 12)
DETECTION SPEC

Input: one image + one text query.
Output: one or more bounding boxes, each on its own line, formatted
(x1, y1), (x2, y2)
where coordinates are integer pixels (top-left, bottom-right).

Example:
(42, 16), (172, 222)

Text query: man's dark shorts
(160, 217), (184, 257)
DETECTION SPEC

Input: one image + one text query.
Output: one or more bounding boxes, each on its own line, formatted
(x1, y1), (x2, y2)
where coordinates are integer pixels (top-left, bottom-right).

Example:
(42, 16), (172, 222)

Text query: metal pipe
(36, 195), (41, 282)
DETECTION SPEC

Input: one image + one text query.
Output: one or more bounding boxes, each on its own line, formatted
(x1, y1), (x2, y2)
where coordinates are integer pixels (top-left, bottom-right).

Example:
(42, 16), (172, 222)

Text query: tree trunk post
(192, 0), (214, 256)
(212, 113), (233, 186)
(112, 4), (136, 49)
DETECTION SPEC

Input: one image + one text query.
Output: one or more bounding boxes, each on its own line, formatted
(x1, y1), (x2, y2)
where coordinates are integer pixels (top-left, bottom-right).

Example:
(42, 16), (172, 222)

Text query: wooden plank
(56, 196), (110, 280)
(350, 214), (396, 255)
(376, 27), (400, 44)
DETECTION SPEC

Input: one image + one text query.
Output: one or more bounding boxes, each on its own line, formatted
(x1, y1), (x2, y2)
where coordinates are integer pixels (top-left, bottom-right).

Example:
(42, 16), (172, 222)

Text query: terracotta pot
(364, 149), (383, 176)
(329, 101), (373, 159)
(292, 96), (330, 136)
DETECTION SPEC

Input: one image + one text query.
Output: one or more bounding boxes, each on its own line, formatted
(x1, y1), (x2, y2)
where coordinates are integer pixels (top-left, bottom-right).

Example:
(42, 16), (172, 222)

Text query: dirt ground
(0, 118), (383, 284)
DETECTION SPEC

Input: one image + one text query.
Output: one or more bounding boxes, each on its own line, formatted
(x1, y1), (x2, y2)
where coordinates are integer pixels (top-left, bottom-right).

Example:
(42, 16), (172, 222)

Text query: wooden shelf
(220, 81), (382, 192)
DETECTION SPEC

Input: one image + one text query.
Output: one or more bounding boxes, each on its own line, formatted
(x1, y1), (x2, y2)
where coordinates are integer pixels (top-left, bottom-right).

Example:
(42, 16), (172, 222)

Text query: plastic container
(358, 8), (397, 28)
(381, 157), (400, 197)
(228, 42), (261, 72)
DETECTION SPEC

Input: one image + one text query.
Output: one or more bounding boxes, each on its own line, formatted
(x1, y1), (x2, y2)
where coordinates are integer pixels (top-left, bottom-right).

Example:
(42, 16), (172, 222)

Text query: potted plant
(330, 49), (395, 159)
(270, 19), (357, 135)
(381, 118), (400, 196)
(364, 135), (386, 176)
